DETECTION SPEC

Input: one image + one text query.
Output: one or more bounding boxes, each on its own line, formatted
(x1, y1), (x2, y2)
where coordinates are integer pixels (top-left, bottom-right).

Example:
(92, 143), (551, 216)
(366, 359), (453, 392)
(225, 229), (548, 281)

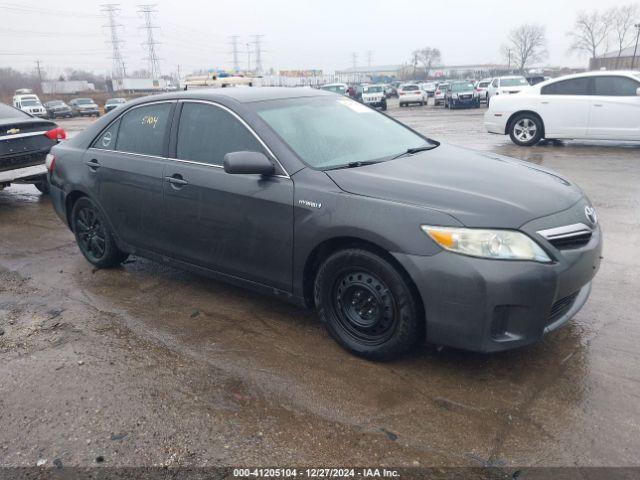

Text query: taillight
(399, 92), (405, 96)
(45, 153), (56, 173)
(45, 127), (66, 140)
(436, 90), (441, 94)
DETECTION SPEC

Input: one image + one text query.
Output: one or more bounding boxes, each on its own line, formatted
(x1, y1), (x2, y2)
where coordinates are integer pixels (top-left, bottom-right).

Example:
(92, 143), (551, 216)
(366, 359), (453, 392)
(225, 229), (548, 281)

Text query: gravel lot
(1, 99), (639, 470)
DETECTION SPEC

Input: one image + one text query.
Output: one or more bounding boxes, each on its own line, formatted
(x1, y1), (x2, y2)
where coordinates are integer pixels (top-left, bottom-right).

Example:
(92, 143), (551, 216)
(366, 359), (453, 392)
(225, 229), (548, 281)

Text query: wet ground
(1, 101), (639, 469)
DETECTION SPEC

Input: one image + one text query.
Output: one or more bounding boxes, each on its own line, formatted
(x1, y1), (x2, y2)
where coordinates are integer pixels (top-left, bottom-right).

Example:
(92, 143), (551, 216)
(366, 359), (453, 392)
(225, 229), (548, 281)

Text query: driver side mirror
(223, 151), (275, 176)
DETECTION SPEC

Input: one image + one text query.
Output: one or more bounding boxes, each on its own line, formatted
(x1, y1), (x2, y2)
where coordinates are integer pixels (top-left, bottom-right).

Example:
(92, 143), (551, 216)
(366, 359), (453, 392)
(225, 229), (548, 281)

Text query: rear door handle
(165, 174), (189, 187)
(85, 159), (100, 171)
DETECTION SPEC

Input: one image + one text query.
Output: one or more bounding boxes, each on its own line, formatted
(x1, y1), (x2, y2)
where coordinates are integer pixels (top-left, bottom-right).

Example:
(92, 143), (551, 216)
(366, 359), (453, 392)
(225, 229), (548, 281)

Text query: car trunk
(0, 120), (56, 172)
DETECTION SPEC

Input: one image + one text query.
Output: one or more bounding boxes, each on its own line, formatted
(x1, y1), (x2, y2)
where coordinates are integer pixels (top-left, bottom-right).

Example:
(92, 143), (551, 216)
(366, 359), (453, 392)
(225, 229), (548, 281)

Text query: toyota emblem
(585, 206), (597, 225)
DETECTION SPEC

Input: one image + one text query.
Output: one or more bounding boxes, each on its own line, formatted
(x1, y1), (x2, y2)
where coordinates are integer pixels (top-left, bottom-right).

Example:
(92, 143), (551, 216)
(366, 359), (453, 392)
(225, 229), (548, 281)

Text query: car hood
(325, 144), (583, 229)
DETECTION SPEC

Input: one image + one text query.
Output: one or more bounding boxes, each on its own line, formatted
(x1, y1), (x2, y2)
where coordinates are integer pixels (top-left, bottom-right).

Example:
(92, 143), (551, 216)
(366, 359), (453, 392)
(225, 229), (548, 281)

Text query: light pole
(632, 23), (640, 70)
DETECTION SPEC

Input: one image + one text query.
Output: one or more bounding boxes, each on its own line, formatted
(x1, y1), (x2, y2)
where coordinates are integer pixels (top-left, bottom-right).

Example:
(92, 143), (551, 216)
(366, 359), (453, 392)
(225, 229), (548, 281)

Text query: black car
(444, 81), (480, 109)
(44, 100), (73, 119)
(48, 88), (602, 359)
(0, 102), (65, 193)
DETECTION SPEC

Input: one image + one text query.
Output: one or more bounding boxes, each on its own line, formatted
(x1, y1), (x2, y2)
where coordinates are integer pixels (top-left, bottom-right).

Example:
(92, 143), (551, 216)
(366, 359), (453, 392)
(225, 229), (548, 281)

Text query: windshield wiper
(389, 144), (437, 161)
(325, 160), (383, 170)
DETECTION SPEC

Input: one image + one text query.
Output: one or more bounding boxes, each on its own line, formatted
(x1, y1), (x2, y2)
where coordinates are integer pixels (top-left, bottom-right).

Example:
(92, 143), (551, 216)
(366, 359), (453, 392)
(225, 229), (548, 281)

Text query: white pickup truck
(0, 102), (65, 193)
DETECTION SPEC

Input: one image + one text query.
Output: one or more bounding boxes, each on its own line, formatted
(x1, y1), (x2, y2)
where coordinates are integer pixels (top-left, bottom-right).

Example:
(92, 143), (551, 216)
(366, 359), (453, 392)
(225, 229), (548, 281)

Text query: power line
(101, 4), (127, 79)
(138, 4), (161, 80)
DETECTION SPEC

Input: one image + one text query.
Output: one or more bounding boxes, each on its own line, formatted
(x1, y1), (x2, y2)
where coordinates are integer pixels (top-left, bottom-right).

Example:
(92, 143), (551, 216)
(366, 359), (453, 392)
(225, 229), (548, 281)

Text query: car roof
(533, 70), (640, 89)
(130, 87), (334, 105)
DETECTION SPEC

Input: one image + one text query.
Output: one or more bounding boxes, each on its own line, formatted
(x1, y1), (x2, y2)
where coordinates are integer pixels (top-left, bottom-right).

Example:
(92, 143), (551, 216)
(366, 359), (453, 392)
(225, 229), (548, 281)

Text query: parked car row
(12, 92), (129, 119)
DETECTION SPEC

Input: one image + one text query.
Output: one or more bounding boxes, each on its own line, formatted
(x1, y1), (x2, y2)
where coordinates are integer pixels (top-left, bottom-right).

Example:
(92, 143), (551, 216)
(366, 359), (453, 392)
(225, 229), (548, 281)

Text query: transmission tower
(101, 4), (126, 79)
(229, 35), (240, 73)
(252, 34), (264, 75)
(351, 52), (358, 68)
(138, 4), (161, 80)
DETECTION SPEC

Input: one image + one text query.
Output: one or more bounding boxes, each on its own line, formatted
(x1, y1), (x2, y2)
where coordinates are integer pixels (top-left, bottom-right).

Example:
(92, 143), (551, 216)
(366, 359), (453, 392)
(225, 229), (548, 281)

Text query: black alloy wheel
(71, 197), (129, 268)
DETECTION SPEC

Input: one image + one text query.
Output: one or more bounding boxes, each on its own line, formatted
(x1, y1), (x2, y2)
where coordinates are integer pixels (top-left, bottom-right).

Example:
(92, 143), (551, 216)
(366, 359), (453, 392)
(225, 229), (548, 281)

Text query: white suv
(13, 94), (47, 118)
(398, 84), (427, 107)
(485, 71), (640, 146)
(486, 76), (530, 105)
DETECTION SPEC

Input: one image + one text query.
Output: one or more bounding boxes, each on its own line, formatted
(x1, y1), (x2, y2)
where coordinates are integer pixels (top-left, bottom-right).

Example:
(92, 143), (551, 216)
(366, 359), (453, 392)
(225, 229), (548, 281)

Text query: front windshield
(363, 86), (384, 93)
(48, 101), (63, 106)
(501, 77), (528, 87)
(76, 99), (93, 105)
(451, 83), (474, 92)
(256, 96), (430, 170)
(107, 98), (125, 104)
(22, 100), (40, 106)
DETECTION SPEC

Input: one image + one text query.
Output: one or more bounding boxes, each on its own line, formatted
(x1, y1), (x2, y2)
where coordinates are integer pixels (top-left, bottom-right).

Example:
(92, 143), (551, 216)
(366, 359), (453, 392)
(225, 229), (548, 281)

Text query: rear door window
(115, 103), (172, 156)
(176, 102), (266, 166)
(541, 78), (591, 95)
(593, 76), (640, 96)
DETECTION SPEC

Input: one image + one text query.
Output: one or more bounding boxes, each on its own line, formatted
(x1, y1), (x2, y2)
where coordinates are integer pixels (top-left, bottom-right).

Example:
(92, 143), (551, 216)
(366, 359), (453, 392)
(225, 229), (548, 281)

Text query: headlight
(421, 226), (551, 262)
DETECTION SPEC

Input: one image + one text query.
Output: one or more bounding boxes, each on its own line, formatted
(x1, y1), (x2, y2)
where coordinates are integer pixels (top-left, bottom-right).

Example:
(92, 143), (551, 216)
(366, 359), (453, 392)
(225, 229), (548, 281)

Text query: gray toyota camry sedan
(47, 88), (602, 359)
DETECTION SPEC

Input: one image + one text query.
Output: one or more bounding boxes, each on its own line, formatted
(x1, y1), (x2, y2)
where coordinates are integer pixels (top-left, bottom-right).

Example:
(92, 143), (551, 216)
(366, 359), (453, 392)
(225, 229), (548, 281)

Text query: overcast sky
(0, 0), (624, 77)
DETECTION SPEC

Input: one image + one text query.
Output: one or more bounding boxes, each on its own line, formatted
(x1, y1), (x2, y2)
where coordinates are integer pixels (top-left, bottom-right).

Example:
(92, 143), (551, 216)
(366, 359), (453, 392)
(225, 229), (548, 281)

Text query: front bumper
(363, 99), (386, 108)
(392, 226), (602, 352)
(78, 109), (99, 116)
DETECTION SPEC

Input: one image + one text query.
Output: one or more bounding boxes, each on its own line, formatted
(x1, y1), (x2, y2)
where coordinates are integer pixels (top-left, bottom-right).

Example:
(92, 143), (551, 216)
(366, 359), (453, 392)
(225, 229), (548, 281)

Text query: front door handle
(593, 104), (603, 107)
(165, 174), (189, 187)
(85, 159), (100, 171)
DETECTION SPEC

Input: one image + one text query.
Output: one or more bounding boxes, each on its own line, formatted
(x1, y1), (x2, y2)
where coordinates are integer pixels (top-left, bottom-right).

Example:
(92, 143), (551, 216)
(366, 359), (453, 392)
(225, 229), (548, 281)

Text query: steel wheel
(75, 205), (107, 261)
(332, 270), (397, 346)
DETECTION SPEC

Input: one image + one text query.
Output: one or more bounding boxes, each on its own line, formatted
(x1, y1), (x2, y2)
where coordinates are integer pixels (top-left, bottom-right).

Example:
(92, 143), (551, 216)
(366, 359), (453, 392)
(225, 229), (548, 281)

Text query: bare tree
(608, 4), (640, 66)
(568, 10), (613, 59)
(502, 24), (547, 73)
(411, 47), (441, 79)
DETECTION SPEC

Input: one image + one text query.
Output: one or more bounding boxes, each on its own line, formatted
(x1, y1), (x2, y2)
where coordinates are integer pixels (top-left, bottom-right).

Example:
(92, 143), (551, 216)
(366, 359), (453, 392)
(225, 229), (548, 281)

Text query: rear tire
(509, 113), (544, 147)
(34, 176), (49, 194)
(314, 249), (421, 360)
(71, 197), (128, 268)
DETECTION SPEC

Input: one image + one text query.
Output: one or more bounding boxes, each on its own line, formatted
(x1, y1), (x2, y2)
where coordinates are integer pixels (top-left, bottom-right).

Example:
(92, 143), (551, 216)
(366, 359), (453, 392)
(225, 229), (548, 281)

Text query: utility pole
(351, 52), (358, 68)
(632, 24), (640, 70)
(101, 4), (127, 79)
(229, 35), (240, 73)
(252, 34), (264, 75)
(35, 60), (43, 93)
(176, 64), (181, 89)
(507, 48), (512, 72)
(138, 4), (161, 81)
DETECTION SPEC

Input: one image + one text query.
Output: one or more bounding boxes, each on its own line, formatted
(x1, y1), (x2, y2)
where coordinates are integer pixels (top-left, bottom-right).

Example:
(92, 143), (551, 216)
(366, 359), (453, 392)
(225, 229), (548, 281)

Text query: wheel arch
(506, 110), (546, 137)
(302, 236), (425, 331)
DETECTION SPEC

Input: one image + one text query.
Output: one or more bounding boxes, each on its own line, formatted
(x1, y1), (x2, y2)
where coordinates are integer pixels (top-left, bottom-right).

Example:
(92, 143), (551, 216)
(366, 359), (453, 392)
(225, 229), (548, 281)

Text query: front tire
(509, 113), (544, 147)
(314, 249), (421, 360)
(71, 197), (128, 268)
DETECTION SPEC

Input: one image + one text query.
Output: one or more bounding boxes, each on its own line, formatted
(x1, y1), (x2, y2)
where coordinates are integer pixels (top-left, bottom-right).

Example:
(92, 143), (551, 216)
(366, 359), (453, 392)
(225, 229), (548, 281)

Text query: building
(590, 46), (640, 71)
(41, 81), (95, 95)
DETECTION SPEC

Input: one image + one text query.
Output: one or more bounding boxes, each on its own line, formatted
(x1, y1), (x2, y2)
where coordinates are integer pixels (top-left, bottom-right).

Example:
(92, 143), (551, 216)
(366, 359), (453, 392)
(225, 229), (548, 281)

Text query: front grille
(459, 95), (472, 100)
(548, 232), (592, 249)
(537, 223), (593, 250)
(547, 291), (579, 325)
